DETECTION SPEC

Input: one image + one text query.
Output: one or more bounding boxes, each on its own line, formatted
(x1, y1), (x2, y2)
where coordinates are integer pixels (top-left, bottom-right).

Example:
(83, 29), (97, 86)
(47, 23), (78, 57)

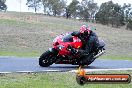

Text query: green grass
(0, 18), (35, 27)
(0, 50), (132, 60)
(0, 51), (132, 60)
(101, 55), (132, 60)
(0, 12), (132, 88)
(0, 12), (132, 60)
(0, 19), (17, 25)
(0, 51), (40, 57)
(0, 18), (78, 31)
(0, 71), (132, 88)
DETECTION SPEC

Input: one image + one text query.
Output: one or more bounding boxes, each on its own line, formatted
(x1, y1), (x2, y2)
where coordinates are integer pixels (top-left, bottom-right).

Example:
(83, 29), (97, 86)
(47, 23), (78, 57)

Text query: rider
(71, 25), (99, 59)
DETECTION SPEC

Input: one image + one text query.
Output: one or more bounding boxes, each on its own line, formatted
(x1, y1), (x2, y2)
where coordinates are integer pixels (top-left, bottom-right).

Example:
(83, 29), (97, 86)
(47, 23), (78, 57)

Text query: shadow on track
(40, 64), (108, 69)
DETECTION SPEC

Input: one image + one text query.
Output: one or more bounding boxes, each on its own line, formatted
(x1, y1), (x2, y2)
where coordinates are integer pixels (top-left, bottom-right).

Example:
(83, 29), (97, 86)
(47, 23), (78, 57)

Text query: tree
(95, 1), (124, 27)
(79, 0), (98, 21)
(41, 0), (49, 14)
(121, 3), (132, 30)
(126, 18), (132, 30)
(26, 0), (41, 13)
(42, 0), (66, 16)
(0, 0), (7, 11)
(66, 0), (80, 18)
(50, 0), (66, 16)
(122, 3), (132, 22)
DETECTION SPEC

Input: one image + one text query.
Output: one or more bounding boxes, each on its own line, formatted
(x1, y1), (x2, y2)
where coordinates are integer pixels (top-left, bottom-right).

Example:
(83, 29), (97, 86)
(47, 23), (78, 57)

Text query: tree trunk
(35, 7), (37, 13)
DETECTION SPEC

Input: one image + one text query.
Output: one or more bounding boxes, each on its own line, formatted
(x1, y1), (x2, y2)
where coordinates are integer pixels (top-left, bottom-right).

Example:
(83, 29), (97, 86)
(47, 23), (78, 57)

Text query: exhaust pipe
(94, 50), (105, 58)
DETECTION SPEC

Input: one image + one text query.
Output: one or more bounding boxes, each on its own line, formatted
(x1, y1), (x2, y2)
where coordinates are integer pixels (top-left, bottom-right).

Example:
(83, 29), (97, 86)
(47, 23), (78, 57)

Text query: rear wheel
(39, 50), (56, 67)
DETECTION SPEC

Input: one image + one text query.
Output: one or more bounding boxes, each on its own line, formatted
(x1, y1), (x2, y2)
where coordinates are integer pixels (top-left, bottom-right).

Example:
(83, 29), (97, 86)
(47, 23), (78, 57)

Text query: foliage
(0, 0), (7, 11)
(41, 0), (49, 14)
(122, 3), (132, 22)
(126, 19), (132, 30)
(95, 1), (125, 27)
(41, 0), (98, 19)
(42, 0), (66, 16)
(26, 0), (41, 13)
(66, 0), (80, 18)
(79, 0), (98, 21)
(122, 3), (132, 30)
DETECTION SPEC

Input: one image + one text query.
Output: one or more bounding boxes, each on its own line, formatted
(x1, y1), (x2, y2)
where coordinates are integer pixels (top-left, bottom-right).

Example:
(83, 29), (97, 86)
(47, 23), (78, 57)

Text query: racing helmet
(80, 25), (91, 35)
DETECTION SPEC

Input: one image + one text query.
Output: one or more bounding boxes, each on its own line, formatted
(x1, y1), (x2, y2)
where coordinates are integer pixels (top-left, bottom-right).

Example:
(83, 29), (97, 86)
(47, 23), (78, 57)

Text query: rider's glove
(67, 45), (78, 55)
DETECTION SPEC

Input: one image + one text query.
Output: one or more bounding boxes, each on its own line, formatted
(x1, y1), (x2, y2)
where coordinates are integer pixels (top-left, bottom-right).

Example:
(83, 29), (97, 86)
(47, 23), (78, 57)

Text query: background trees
(122, 3), (132, 22)
(122, 3), (132, 30)
(26, 0), (41, 13)
(0, 0), (7, 11)
(95, 1), (132, 29)
(66, 0), (80, 18)
(26, 0), (98, 19)
(95, 1), (125, 27)
(45, 0), (66, 16)
(65, 0), (98, 21)
(25, 0), (132, 29)
(79, 0), (98, 21)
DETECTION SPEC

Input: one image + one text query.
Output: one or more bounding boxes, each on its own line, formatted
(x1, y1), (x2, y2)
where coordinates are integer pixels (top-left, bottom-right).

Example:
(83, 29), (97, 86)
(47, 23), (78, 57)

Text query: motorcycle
(39, 33), (105, 67)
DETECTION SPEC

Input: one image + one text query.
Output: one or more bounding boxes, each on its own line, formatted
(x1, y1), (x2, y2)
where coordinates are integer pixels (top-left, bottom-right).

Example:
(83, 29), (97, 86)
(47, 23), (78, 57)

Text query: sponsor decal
(76, 66), (131, 85)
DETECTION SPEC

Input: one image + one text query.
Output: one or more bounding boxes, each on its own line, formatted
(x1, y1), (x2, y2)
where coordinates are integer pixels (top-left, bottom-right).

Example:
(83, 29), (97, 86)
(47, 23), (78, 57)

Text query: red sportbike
(39, 33), (105, 67)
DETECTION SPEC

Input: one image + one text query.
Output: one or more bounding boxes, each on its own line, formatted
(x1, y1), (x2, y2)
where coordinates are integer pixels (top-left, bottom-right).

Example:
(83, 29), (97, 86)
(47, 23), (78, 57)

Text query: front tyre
(39, 50), (56, 67)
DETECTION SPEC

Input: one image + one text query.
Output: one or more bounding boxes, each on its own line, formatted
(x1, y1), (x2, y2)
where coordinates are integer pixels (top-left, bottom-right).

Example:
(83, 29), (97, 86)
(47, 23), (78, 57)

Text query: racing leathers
(71, 30), (99, 56)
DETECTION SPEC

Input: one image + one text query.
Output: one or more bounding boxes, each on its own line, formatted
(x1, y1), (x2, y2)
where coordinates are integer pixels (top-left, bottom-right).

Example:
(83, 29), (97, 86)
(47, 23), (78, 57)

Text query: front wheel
(39, 50), (56, 67)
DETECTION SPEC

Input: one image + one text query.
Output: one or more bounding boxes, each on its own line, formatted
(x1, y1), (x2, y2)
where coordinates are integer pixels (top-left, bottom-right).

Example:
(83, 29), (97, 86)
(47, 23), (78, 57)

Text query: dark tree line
(26, 0), (132, 30)
(95, 1), (125, 27)
(0, 0), (7, 11)
(26, 0), (41, 13)
(95, 1), (132, 30)
(66, 0), (80, 18)
(26, 0), (98, 22)
(26, 0), (66, 16)
(123, 3), (132, 30)
(0, 0), (131, 30)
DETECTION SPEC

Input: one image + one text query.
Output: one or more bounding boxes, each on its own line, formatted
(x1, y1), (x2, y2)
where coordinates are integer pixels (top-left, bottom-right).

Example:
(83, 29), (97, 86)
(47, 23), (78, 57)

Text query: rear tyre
(39, 50), (56, 67)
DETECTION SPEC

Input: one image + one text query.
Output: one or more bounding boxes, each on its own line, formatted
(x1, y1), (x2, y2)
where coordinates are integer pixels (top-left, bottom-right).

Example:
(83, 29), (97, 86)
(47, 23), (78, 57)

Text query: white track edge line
(69, 68), (132, 72)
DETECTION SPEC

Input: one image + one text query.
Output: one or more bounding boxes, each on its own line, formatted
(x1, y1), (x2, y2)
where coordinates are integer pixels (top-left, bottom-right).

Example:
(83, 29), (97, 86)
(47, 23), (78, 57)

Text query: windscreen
(62, 34), (73, 42)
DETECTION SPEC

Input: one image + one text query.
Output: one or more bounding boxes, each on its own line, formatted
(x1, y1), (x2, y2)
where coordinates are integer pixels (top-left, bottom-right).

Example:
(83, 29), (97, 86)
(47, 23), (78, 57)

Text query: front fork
(48, 48), (59, 63)
(49, 48), (59, 58)
(49, 48), (64, 63)
(49, 48), (58, 54)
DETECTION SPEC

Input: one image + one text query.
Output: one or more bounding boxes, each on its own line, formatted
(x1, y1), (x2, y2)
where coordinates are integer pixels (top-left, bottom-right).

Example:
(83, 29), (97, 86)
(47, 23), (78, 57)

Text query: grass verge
(0, 71), (131, 88)
(101, 55), (132, 60)
(0, 51), (132, 60)
(0, 51), (40, 57)
(0, 12), (132, 60)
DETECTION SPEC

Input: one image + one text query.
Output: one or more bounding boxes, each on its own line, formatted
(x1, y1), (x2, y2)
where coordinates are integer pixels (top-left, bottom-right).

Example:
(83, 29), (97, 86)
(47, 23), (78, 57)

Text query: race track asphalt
(0, 57), (132, 73)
